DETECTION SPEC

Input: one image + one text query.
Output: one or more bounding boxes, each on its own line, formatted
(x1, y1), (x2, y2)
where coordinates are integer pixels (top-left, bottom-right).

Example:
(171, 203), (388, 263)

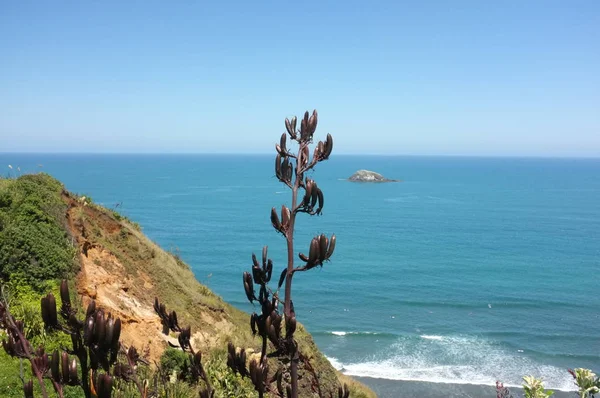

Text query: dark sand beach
(354, 377), (574, 398)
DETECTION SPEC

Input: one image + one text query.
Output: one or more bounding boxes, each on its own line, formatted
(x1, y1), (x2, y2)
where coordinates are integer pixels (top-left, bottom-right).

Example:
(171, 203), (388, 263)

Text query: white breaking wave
(420, 335), (444, 341)
(329, 331), (381, 336)
(326, 335), (577, 391)
(327, 357), (344, 370)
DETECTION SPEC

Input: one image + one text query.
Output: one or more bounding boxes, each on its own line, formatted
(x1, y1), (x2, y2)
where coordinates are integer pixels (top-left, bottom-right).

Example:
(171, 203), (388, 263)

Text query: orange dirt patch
(65, 193), (172, 363)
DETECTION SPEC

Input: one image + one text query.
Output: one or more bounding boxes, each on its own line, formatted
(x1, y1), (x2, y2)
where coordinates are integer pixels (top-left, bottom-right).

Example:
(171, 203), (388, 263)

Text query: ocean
(2, 154), (599, 395)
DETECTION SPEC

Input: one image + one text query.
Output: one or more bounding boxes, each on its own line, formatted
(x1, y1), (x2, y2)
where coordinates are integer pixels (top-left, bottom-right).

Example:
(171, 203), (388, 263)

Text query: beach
(354, 377), (574, 398)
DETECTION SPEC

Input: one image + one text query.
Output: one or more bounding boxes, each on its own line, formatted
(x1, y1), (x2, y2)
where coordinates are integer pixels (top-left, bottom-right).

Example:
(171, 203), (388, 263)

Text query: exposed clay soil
(64, 193), (232, 364)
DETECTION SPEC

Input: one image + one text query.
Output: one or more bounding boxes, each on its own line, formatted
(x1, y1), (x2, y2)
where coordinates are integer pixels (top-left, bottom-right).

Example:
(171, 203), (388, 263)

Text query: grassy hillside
(0, 174), (376, 398)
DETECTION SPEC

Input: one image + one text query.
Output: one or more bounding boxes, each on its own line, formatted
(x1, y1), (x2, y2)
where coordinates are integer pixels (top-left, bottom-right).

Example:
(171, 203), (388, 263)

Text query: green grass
(0, 351), (25, 398)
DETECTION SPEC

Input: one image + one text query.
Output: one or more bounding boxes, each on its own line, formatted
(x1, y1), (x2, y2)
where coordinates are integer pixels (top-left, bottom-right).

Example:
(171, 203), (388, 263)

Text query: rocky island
(348, 169), (400, 182)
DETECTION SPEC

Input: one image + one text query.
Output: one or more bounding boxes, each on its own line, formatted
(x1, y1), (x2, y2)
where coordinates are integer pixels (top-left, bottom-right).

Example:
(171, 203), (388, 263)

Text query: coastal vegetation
(0, 111), (375, 398)
(496, 370), (599, 398)
(0, 174), (77, 291)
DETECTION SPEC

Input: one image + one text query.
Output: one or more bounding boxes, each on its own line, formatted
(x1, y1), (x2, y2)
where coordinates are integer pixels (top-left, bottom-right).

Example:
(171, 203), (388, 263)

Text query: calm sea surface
(2, 154), (599, 391)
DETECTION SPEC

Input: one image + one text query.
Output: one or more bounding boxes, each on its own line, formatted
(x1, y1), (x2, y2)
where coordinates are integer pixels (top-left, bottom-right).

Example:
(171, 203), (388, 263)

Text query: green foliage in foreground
(522, 375), (554, 398)
(3, 280), (73, 351)
(499, 371), (600, 398)
(160, 348), (190, 376)
(571, 368), (600, 398)
(0, 174), (77, 291)
(1, 284), (257, 398)
(157, 348), (257, 398)
(0, 281), (83, 398)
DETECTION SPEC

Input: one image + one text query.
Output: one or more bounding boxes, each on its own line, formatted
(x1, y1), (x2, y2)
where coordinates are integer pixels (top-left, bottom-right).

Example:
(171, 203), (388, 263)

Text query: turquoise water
(2, 154), (599, 391)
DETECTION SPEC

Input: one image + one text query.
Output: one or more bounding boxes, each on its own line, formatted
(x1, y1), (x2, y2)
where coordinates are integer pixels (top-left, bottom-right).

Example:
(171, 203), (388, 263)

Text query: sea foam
(326, 335), (577, 391)
(328, 331), (381, 337)
(420, 335), (444, 340)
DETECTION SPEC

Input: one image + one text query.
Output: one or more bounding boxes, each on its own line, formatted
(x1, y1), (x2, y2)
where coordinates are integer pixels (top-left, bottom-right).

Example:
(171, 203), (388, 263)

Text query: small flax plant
(153, 297), (214, 398)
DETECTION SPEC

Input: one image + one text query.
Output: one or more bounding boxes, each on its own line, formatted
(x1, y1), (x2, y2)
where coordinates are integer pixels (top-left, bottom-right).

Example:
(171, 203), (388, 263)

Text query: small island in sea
(348, 169), (400, 182)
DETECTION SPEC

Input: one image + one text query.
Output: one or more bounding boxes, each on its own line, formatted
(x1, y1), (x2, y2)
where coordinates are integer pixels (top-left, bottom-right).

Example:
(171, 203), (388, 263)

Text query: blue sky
(1, 1), (599, 156)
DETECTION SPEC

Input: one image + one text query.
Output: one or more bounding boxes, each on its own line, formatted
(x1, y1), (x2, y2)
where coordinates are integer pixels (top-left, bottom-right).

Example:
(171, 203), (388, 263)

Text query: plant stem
(76, 343), (90, 398)
(261, 335), (268, 363)
(123, 344), (146, 398)
(283, 143), (303, 398)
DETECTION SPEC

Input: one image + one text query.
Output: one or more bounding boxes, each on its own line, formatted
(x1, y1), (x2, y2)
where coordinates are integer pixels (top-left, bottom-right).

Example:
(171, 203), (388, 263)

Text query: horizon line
(1, 152), (599, 160)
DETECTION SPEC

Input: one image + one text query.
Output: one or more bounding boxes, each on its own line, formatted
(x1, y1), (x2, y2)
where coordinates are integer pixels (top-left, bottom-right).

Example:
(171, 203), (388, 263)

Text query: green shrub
(157, 348), (256, 398)
(205, 349), (256, 398)
(570, 368), (600, 398)
(160, 348), (189, 376)
(0, 174), (77, 291)
(522, 376), (553, 398)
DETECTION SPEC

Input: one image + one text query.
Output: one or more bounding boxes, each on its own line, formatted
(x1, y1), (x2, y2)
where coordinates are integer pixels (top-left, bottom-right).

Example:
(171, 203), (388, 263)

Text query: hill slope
(0, 174), (375, 398)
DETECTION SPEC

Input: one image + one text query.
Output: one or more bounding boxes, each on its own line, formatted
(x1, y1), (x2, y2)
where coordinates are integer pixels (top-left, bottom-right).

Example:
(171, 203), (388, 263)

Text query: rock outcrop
(348, 169), (399, 182)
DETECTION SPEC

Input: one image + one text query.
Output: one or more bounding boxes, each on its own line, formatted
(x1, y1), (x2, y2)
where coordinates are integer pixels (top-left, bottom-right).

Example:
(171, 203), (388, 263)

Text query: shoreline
(353, 377), (575, 398)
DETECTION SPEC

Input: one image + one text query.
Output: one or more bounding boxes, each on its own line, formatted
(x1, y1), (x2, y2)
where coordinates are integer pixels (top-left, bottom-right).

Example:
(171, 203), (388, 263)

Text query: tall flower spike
(242, 110), (336, 398)
(84, 316), (95, 346)
(275, 154), (282, 180)
(310, 185), (319, 209)
(41, 293), (58, 328)
(326, 234), (336, 260)
(278, 268), (287, 289)
(338, 383), (350, 398)
(301, 145), (309, 169)
(285, 314), (296, 337)
(312, 142), (322, 163)
(290, 116), (297, 136)
(60, 279), (71, 316)
(104, 317), (115, 350)
(323, 133), (334, 159)
(97, 373), (113, 398)
(61, 351), (69, 384)
(319, 234), (328, 262)
(23, 380), (34, 398)
(281, 205), (290, 231)
(94, 310), (106, 344)
(262, 246), (268, 269)
(86, 300), (96, 318)
(243, 272), (255, 303)
(271, 207), (282, 231)
(68, 358), (78, 384)
(50, 350), (60, 382)
(300, 112), (309, 141)
(308, 109), (318, 136)
(250, 313), (257, 335)
(280, 133), (287, 152)
(316, 188), (324, 215)
(285, 118), (297, 140)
